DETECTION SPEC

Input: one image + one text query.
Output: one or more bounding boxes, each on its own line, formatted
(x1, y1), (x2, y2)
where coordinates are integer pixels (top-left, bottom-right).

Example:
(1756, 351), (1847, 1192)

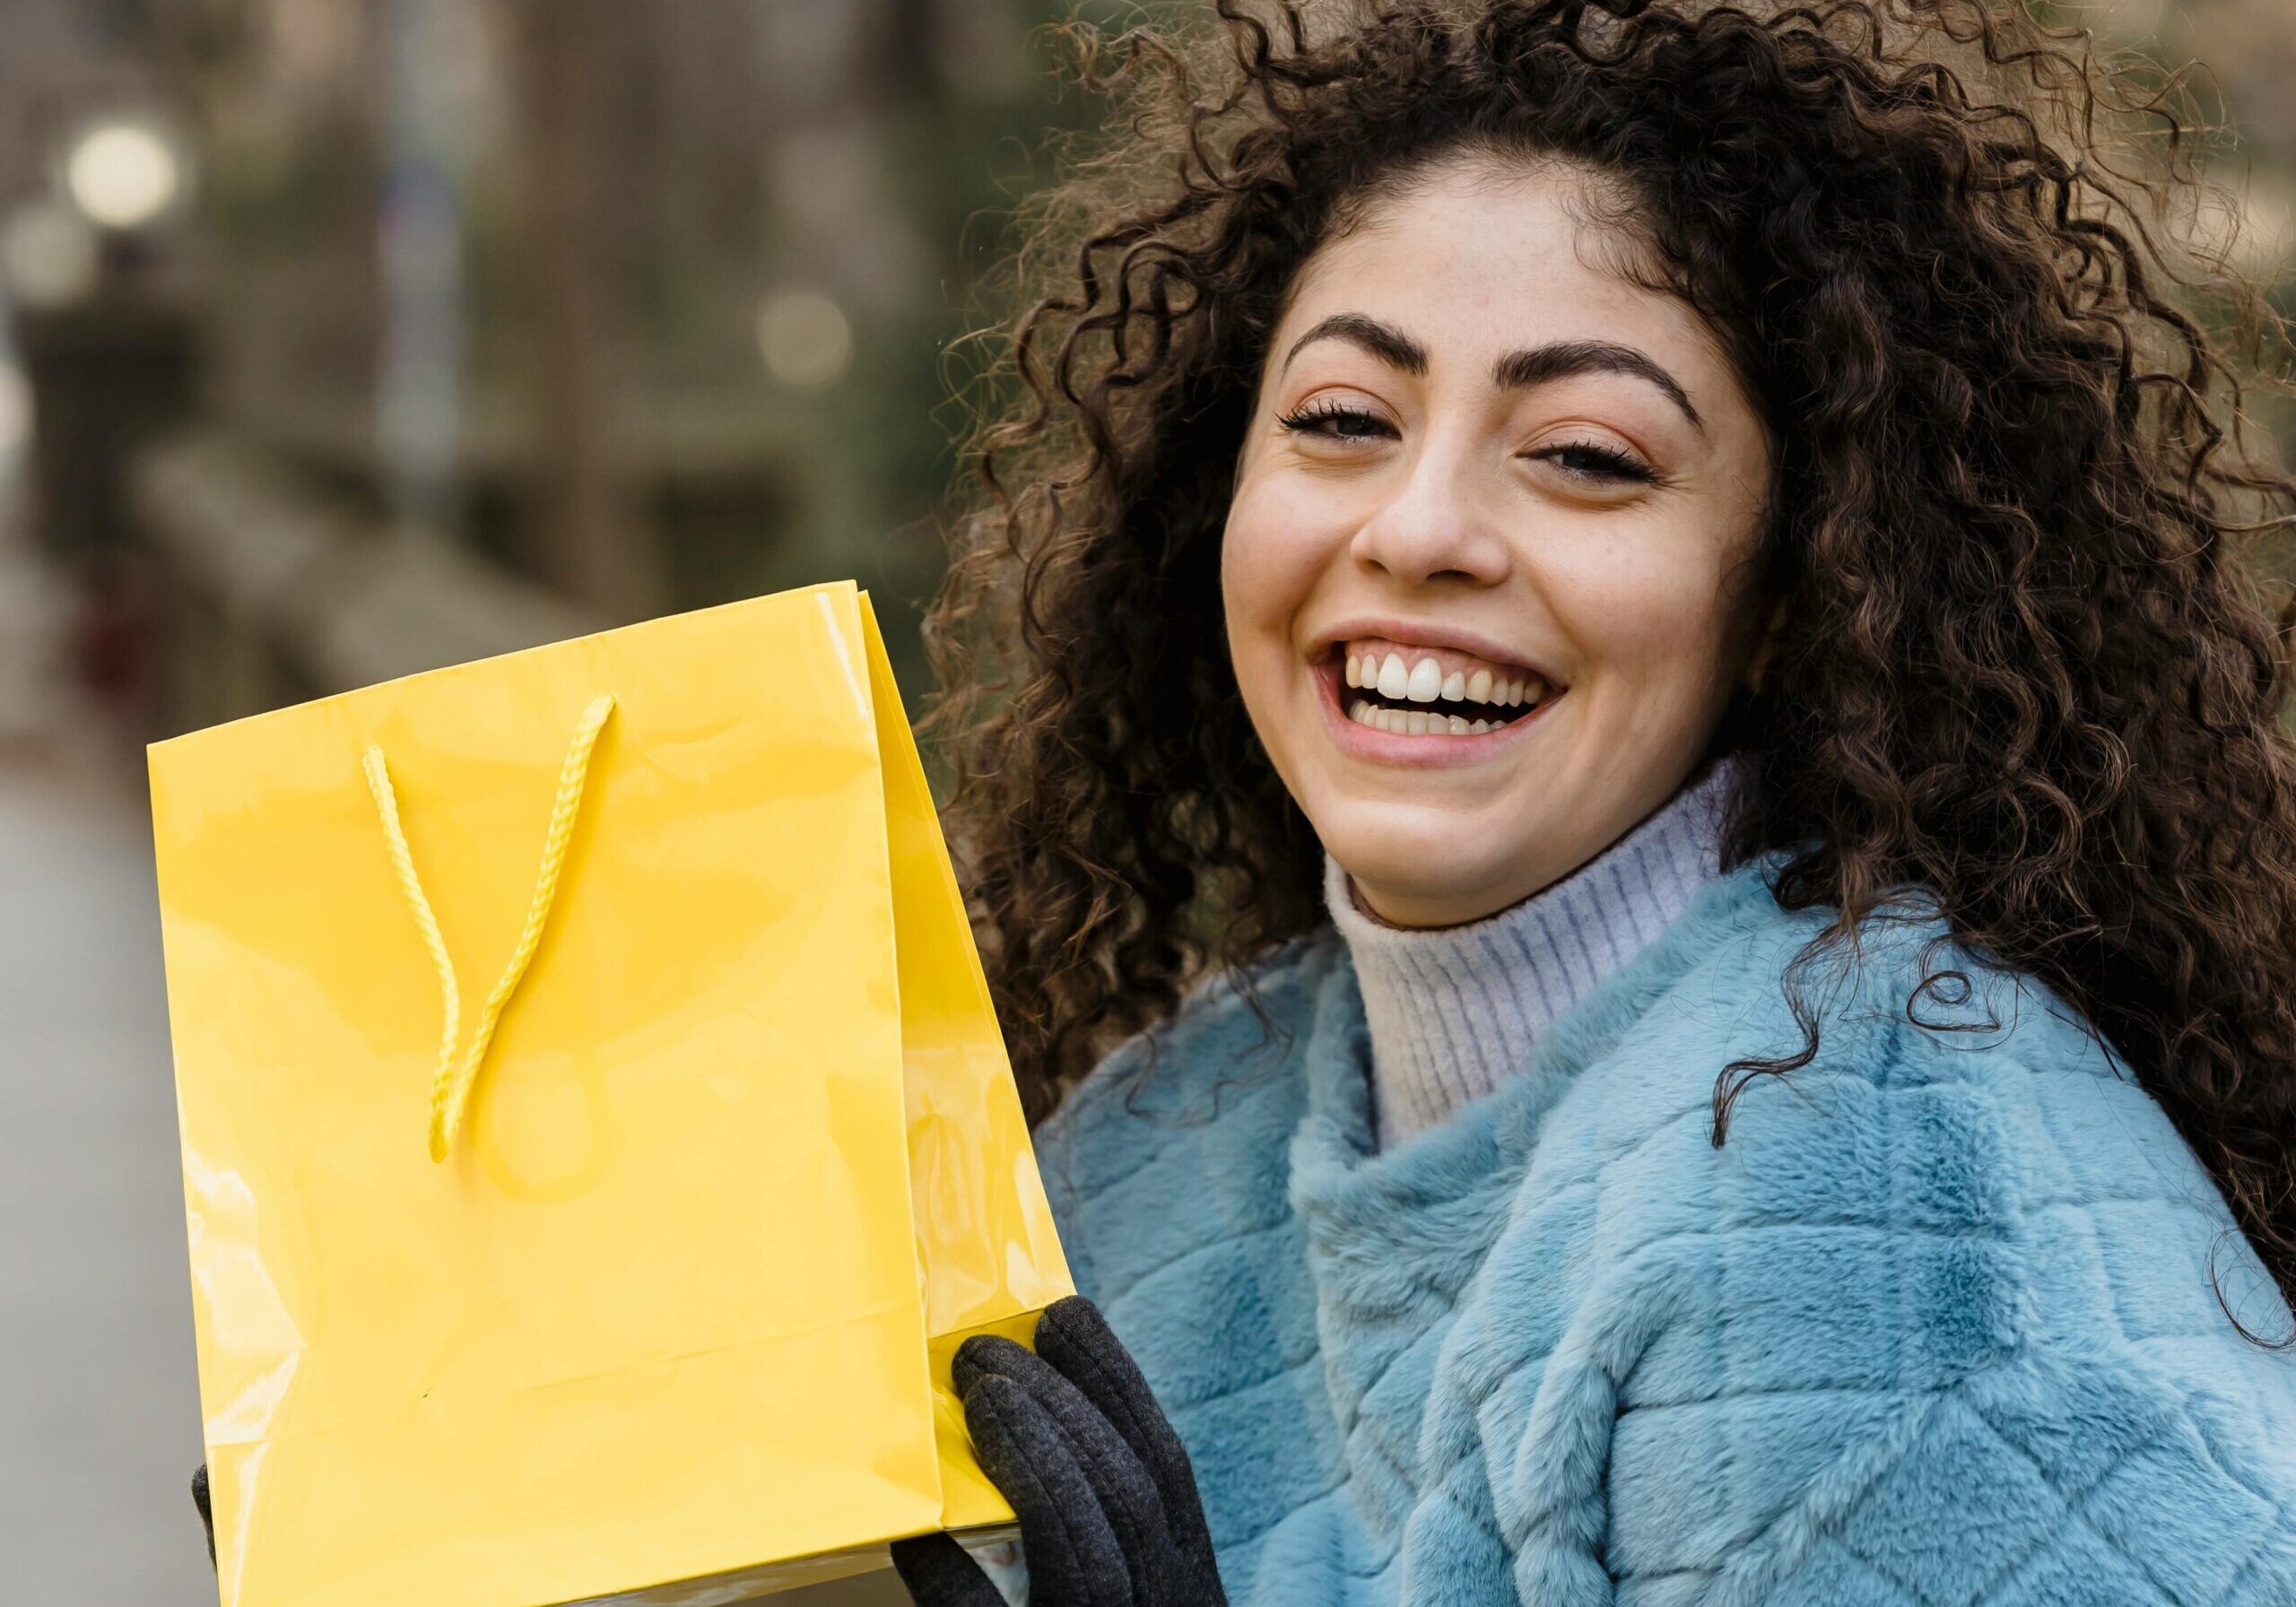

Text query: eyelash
(1274, 403), (1658, 485)
(1276, 398), (1393, 440)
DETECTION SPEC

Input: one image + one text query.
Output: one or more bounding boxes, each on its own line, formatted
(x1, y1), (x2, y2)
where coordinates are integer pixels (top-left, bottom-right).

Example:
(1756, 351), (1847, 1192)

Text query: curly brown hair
(922, 0), (2296, 1335)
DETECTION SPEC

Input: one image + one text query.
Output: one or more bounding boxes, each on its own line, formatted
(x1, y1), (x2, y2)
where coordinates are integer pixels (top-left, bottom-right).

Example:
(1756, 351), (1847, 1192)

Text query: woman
(891, 0), (2296, 1603)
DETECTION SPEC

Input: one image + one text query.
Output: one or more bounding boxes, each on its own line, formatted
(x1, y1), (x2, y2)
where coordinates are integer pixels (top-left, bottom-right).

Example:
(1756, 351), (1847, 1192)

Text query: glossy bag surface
(150, 582), (1069, 1607)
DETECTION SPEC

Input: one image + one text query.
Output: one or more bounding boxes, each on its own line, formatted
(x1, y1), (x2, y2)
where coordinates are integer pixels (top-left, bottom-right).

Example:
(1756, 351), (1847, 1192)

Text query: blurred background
(0, 0), (2286, 1602)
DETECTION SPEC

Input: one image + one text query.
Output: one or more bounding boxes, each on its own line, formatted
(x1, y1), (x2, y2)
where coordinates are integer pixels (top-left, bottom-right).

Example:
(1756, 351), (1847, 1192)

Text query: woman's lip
(1313, 655), (1560, 768)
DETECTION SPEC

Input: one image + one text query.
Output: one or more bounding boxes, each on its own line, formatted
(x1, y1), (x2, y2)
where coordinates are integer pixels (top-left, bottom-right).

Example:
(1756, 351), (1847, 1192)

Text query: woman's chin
(1323, 832), (1542, 929)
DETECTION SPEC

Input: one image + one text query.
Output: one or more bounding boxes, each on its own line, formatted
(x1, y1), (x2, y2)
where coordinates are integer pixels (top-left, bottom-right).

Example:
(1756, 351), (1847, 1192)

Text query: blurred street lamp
(61, 117), (190, 234)
(11, 113), (203, 562)
(756, 288), (853, 390)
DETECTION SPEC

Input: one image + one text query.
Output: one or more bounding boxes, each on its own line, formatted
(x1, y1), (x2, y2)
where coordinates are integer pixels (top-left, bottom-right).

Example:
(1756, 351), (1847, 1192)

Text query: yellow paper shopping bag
(150, 581), (1072, 1607)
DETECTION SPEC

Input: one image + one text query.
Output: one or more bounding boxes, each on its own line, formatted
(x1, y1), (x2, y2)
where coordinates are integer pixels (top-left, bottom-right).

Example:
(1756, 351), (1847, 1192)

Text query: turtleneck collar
(1323, 754), (1739, 1150)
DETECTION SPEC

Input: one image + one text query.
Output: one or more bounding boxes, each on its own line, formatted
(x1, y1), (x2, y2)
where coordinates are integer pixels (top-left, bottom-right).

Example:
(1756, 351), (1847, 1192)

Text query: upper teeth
(1344, 649), (1544, 709)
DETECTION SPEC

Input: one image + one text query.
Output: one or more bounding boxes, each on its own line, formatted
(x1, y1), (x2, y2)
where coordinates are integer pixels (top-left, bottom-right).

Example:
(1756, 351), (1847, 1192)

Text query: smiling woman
(1222, 159), (1773, 926)
(906, 2), (2296, 1604)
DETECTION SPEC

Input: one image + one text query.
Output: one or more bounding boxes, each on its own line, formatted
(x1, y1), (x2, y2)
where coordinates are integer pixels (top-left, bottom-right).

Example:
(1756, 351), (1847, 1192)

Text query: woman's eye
(1528, 440), (1658, 485)
(1277, 401), (1395, 442)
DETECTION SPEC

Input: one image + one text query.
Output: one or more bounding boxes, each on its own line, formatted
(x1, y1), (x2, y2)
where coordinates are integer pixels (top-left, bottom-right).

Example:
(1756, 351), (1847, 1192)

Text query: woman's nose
(1347, 443), (1512, 586)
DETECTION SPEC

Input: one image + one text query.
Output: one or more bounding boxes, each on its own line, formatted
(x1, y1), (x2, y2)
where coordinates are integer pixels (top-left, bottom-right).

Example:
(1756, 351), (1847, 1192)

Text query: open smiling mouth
(1335, 643), (1561, 737)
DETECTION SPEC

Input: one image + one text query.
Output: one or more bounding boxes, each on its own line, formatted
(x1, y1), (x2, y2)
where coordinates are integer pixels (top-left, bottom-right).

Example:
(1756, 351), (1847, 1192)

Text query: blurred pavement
(0, 596), (207, 1598)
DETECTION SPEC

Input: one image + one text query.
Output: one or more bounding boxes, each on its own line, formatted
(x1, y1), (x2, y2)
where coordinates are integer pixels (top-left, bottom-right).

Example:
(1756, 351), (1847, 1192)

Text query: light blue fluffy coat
(1031, 853), (2296, 1605)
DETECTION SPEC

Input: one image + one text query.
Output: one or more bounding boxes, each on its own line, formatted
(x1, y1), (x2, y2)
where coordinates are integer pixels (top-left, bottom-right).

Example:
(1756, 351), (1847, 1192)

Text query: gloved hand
(193, 1462), (214, 1568)
(891, 1296), (1225, 1607)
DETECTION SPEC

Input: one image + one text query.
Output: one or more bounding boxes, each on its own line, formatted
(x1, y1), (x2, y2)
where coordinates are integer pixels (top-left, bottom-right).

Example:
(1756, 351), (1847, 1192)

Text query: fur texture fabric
(1031, 852), (2296, 1605)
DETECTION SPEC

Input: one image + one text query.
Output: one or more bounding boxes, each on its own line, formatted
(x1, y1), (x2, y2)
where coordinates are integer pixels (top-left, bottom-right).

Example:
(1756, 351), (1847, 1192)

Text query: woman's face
(1222, 154), (1777, 928)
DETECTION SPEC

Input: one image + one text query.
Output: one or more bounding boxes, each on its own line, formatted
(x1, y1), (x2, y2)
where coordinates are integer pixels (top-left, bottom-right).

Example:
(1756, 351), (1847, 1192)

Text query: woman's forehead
(1278, 160), (1728, 381)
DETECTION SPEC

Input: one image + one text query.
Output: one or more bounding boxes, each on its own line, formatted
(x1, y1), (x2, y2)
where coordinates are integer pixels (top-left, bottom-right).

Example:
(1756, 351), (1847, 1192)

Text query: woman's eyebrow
(1492, 340), (1704, 430)
(1282, 313), (1429, 377)
(1282, 317), (1703, 433)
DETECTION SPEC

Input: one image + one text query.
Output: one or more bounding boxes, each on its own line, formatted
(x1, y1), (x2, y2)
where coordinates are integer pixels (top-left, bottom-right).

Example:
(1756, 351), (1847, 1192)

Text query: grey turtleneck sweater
(1324, 755), (1738, 1150)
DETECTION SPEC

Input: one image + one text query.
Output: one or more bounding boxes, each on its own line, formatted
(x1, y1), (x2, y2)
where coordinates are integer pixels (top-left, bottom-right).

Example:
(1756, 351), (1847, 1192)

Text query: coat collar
(1288, 850), (1797, 1281)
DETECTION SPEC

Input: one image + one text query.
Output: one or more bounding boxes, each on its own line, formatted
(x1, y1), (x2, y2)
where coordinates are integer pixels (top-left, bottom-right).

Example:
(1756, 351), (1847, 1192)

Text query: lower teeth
(1351, 699), (1518, 736)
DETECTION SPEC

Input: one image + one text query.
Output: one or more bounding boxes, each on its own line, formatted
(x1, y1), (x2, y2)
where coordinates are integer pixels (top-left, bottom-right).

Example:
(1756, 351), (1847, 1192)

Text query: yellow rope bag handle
(361, 693), (617, 1161)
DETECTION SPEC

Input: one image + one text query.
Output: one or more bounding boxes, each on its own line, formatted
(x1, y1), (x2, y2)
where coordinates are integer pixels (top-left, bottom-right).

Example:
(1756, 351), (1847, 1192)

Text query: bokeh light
(64, 120), (187, 231)
(0, 201), (100, 308)
(0, 360), (29, 460)
(755, 289), (853, 391)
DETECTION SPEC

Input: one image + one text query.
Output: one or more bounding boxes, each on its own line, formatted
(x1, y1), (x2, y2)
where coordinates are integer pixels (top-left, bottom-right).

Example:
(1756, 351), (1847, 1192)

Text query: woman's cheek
(1227, 471), (1327, 582)
(1223, 482), (1321, 654)
(1559, 530), (1733, 666)
(1220, 504), (1281, 732)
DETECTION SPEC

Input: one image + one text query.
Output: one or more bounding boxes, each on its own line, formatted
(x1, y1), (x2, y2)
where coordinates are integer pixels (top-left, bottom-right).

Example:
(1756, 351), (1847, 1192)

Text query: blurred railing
(131, 429), (604, 736)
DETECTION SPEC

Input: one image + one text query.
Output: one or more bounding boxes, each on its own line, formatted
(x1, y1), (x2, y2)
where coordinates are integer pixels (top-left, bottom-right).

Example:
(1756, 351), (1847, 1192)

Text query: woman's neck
(1326, 754), (1739, 1149)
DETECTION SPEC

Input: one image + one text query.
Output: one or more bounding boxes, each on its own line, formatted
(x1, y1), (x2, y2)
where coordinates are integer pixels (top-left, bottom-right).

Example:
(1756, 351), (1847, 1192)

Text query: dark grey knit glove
(891, 1296), (1225, 1607)
(193, 1462), (215, 1568)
